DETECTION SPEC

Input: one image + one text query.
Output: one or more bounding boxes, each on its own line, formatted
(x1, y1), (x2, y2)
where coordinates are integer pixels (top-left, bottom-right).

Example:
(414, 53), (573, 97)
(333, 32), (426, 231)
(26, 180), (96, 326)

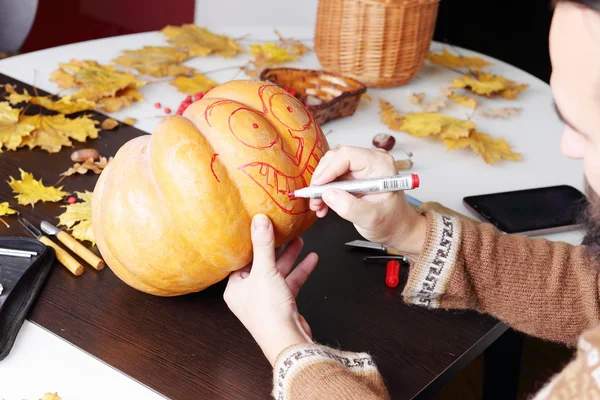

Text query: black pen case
(0, 236), (54, 361)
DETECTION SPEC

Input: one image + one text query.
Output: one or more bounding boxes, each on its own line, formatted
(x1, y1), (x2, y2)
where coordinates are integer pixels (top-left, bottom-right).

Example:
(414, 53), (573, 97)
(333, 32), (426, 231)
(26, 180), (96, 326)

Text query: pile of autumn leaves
(379, 48), (526, 165)
(0, 25), (309, 155)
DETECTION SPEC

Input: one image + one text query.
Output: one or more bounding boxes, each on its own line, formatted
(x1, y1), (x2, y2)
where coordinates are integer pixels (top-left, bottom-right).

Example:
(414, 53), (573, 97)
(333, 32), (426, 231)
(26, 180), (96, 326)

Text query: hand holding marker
(289, 173), (420, 289)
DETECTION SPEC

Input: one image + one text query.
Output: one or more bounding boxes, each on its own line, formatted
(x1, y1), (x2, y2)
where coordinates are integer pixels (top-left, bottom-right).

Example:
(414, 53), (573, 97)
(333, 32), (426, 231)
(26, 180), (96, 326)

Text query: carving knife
(40, 221), (105, 271)
(345, 239), (405, 256)
(19, 218), (84, 276)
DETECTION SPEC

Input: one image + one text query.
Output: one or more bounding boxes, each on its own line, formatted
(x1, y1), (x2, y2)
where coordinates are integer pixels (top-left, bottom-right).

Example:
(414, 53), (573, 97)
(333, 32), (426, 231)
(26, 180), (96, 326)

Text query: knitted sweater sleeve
(271, 344), (390, 400)
(402, 211), (600, 347)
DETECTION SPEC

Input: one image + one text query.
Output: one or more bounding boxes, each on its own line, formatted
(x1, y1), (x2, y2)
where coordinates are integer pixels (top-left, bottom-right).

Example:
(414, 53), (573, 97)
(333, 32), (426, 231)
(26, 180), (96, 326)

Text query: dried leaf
(19, 114), (99, 153)
(245, 43), (299, 78)
(96, 87), (143, 113)
(479, 107), (522, 119)
(161, 25), (243, 57)
(421, 85), (453, 112)
(0, 102), (35, 151)
(50, 59), (145, 102)
(5, 85), (96, 114)
(443, 131), (521, 165)
(407, 91), (425, 105)
(0, 202), (17, 216)
(379, 99), (474, 139)
(60, 156), (112, 177)
(448, 92), (478, 109)
(123, 117), (136, 126)
(7, 169), (68, 206)
(0, 201), (17, 227)
(113, 46), (193, 77)
(362, 93), (372, 102)
(57, 191), (94, 244)
(453, 72), (528, 98)
(427, 48), (492, 70)
(170, 73), (217, 94)
(40, 393), (62, 400)
(380, 98), (519, 164)
(101, 118), (119, 130)
(250, 43), (298, 63)
(275, 30), (311, 56)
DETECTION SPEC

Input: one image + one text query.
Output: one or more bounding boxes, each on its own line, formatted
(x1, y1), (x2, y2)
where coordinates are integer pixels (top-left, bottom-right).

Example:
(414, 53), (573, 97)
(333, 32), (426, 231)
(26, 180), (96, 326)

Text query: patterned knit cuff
(272, 343), (377, 400)
(402, 211), (462, 308)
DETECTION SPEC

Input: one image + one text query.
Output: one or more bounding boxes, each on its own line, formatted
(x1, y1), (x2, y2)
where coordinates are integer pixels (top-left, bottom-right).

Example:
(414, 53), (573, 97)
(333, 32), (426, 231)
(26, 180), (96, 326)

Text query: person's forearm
(402, 211), (600, 346)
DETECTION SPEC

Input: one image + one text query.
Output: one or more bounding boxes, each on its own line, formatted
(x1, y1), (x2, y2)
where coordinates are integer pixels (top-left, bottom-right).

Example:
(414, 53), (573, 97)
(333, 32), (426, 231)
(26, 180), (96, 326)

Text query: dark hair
(557, 0), (600, 11)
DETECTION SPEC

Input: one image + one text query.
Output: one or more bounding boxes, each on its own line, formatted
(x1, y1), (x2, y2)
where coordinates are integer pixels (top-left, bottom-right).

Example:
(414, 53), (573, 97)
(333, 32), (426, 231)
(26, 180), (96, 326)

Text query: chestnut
(372, 133), (395, 151)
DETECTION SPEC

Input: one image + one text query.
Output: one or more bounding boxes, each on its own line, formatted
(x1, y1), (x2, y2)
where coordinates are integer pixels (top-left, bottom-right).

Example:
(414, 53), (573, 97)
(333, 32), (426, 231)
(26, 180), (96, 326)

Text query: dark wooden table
(0, 73), (514, 399)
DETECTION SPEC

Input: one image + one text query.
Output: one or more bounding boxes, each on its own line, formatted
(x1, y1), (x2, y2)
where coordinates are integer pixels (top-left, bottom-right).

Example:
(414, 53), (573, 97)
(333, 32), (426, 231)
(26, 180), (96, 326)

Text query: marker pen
(289, 173), (419, 199)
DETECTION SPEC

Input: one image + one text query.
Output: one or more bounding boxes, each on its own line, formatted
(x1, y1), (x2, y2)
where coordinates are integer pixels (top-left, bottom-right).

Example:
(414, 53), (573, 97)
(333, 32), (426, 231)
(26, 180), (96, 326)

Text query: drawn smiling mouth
(240, 148), (322, 215)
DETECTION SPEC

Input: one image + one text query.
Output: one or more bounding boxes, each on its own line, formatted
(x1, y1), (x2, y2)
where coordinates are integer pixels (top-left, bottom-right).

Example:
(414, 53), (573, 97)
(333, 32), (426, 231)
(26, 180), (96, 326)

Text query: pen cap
(412, 174), (420, 189)
(385, 260), (400, 287)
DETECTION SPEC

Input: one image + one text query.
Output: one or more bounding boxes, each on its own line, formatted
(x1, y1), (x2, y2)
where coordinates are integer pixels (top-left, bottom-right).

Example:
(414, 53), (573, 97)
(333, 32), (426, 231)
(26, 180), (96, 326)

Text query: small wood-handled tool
(18, 218), (84, 276)
(345, 239), (404, 256)
(41, 221), (105, 270)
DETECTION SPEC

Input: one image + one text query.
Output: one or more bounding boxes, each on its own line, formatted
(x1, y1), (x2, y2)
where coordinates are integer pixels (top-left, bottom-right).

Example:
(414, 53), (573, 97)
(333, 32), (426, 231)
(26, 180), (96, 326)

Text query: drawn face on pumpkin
(202, 84), (328, 215)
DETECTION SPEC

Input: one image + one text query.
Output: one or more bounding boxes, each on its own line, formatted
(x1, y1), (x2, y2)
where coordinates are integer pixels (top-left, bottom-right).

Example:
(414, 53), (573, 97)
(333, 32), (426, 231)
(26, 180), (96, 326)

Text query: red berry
(176, 110), (183, 115)
(67, 196), (77, 204)
(182, 100), (192, 107)
(185, 95), (192, 102)
(164, 108), (171, 114)
(194, 93), (203, 101)
(154, 102), (161, 108)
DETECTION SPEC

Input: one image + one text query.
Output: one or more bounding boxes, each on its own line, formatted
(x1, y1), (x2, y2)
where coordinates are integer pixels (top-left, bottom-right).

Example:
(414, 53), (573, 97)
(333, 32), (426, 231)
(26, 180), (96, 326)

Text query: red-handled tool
(385, 260), (401, 288)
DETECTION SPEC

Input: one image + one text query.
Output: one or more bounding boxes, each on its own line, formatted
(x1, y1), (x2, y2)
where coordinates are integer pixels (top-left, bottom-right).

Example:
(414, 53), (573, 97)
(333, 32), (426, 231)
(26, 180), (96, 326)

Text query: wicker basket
(314, 0), (440, 88)
(260, 67), (366, 126)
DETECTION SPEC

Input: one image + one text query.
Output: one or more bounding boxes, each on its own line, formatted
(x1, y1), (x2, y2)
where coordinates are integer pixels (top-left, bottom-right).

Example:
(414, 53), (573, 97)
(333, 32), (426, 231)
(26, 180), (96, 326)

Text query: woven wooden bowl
(260, 67), (367, 126)
(314, 0), (440, 88)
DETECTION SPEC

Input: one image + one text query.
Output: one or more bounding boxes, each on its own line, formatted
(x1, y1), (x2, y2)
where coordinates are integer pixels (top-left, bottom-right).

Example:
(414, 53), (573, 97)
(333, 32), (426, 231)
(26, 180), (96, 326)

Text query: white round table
(0, 26), (583, 400)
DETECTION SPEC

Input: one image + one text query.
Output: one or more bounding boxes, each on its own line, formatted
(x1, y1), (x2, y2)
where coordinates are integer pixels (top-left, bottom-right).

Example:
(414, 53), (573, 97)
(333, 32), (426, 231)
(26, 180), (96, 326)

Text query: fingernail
(253, 214), (269, 231)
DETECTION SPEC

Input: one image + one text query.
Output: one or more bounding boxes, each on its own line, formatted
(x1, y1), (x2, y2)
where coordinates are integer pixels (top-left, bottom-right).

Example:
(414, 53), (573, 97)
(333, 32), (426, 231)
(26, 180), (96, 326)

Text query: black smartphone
(463, 185), (587, 235)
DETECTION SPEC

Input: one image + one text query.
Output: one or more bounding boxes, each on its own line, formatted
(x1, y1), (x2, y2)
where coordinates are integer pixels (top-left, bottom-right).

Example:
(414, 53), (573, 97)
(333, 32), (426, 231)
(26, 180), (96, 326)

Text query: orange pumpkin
(92, 80), (329, 296)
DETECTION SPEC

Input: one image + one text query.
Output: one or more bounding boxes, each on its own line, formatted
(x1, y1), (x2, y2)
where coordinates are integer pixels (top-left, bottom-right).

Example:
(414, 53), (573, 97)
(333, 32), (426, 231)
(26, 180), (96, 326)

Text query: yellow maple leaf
(448, 92), (478, 109)
(161, 24), (243, 57)
(97, 87), (143, 113)
(5, 85), (97, 114)
(452, 72), (528, 98)
(0, 201), (18, 227)
(407, 91), (425, 105)
(379, 99), (474, 139)
(57, 191), (94, 244)
(427, 48), (492, 70)
(250, 43), (298, 63)
(497, 84), (529, 100)
(113, 46), (194, 77)
(170, 73), (218, 94)
(40, 393), (62, 400)
(100, 118), (119, 130)
(49, 69), (76, 89)
(50, 60), (144, 102)
(0, 102), (35, 151)
(7, 169), (68, 206)
(19, 114), (99, 153)
(443, 131), (521, 165)
(245, 43), (299, 78)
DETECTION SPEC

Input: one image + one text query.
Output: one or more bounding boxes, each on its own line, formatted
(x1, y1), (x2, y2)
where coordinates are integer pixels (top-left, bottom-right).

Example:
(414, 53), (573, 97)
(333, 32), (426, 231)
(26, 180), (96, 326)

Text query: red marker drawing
(289, 173), (419, 199)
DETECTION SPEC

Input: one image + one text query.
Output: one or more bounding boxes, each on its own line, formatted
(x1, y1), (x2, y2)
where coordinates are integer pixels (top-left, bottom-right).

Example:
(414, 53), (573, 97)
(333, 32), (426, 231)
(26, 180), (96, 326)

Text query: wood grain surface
(0, 73), (503, 399)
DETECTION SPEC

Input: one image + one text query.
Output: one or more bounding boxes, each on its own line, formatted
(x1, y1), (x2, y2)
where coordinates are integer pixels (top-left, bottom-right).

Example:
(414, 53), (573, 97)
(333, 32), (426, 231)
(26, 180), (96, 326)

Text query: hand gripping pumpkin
(92, 80), (329, 296)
